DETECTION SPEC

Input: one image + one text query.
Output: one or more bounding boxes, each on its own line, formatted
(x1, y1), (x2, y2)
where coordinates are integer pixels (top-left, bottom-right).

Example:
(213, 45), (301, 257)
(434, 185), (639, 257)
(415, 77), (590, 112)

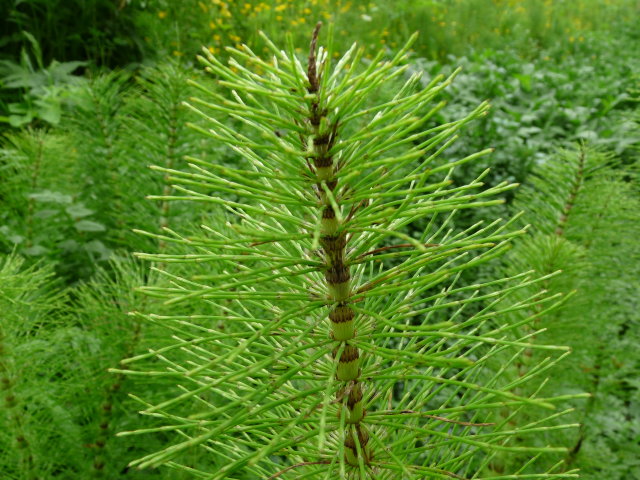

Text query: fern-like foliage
(0, 252), (204, 479)
(0, 255), (75, 479)
(66, 71), (130, 248)
(65, 255), (195, 479)
(121, 62), (213, 253)
(121, 26), (578, 479)
(495, 145), (640, 478)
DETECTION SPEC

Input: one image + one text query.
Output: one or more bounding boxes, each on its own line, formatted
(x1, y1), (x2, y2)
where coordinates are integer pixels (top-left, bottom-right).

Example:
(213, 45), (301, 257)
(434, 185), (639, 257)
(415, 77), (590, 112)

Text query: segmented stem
(307, 23), (370, 465)
(555, 145), (586, 236)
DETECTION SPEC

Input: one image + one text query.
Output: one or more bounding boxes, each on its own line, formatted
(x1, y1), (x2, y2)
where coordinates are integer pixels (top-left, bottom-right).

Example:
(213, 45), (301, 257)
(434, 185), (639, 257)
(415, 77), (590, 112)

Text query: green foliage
(0, 32), (86, 128)
(0, 253), (201, 479)
(65, 70), (130, 244)
(400, 30), (640, 235)
(119, 27), (580, 479)
(133, 0), (639, 64)
(0, 0), (143, 68)
(0, 3), (638, 477)
(0, 61), (228, 282)
(0, 129), (110, 281)
(376, 0), (638, 61)
(64, 256), (172, 479)
(121, 62), (214, 252)
(0, 255), (72, 479)
(495, 145), (640, 478)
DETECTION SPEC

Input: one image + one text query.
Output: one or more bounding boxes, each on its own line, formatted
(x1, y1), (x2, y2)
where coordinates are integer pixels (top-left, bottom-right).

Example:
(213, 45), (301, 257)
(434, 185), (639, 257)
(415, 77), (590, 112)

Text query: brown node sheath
(325, 264), (350, 285)
(322, 205), (336, 219)
(334, 343), (359, 363)
(313, 154), (333, 168)
(330, 304), (354, 324)
(321, 234), (346, 252)
(346, 381), (363, 409)
(325, 179), (338, 191)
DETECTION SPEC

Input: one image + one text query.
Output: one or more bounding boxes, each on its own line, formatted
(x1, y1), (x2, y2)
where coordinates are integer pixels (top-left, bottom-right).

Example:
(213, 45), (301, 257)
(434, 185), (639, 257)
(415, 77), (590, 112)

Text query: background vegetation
(1, 0), (638, 478)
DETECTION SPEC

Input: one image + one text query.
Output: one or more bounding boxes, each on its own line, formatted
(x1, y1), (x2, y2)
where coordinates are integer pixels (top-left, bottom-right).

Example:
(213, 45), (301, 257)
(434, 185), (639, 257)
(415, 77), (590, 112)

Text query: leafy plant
(119, 25), (579, 479)
(0, 32), (86, 128)
(402, 31), (640, 232)
(0, 0), (143, 68)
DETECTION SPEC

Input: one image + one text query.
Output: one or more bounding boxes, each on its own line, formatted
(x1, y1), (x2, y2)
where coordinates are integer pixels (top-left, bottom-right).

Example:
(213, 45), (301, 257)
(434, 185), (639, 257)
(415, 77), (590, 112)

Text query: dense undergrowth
(1, 1), (639, 478)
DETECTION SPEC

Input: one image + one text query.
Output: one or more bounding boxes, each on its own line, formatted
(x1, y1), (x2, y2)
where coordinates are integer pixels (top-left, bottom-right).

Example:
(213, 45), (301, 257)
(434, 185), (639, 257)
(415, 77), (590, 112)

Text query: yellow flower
(173, 50), (183, 57)
(303, 7), (312, 14)
(209, 21), (216, 29)
(275, 4), (287, 11)
(276, 15), (283, 21)
(230, 34), (241, 43)
(158, 10), (168, 19)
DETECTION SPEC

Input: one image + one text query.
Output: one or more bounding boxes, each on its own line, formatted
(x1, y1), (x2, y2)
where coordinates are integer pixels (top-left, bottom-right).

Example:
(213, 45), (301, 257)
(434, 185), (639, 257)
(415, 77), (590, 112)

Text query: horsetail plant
(119, 24), (581, 479)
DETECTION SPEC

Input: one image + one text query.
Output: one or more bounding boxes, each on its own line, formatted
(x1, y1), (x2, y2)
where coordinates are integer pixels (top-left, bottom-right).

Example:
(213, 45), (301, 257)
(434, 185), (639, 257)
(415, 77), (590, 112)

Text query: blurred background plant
(132, 0), (639, 64)
(486, 145), (640, 479)
(0, 0), (142, 67)
(0, 31), (86, 128)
